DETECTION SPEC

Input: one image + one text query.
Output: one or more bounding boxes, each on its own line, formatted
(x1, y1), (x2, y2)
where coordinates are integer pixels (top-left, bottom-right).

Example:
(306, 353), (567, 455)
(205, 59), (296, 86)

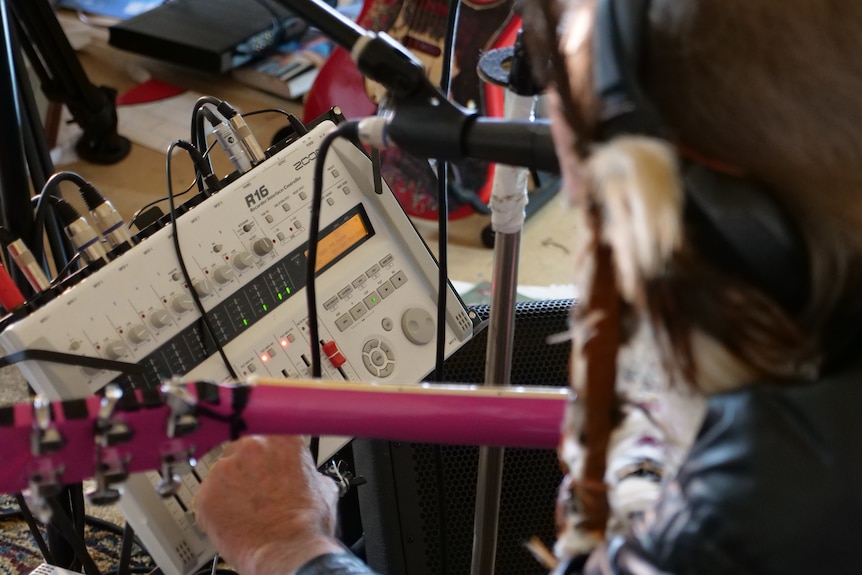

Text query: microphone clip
(352, 31), (479, 161)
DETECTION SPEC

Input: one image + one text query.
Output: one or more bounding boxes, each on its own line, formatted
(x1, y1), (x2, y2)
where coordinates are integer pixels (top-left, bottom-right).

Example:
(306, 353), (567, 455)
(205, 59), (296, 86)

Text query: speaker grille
(356, 299), (574, 575)
(444, 298), (573, 385)
(408, 444), (562, 574)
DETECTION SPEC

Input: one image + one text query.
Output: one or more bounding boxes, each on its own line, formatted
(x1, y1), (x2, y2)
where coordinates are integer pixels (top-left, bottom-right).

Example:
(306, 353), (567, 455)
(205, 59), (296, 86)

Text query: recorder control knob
(252, 238), (274, 257)
(191, 278), (213, 298)
(401, 308), (435, 345)
(170, 294), (194, 314)
(232, 251), (255, 271)
(149, 309), (172, 329)
(212, 265), (235, 285)
(126, 324), (150, 344)
(104, 340), (127, 360)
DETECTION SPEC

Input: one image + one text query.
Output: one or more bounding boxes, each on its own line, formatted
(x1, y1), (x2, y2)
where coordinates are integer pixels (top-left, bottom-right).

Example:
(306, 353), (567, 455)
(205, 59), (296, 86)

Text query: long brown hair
(522, 0), (862, 387)
(646, 0), (862, 345)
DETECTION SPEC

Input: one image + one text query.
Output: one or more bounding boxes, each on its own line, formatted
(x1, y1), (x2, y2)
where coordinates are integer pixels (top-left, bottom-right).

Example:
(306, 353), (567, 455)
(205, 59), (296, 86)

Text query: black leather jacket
(561, 359), (862, 575)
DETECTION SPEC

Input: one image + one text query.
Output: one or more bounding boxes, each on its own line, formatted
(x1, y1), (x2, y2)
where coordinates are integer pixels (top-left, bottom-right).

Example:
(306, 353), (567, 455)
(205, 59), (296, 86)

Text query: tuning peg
(95, 384), (135, 446)
(160, 377), (199, 438)
(155, 448), (195, 497)
(99, 420), (134, 446)
(86, 458), (130, 506)
(30, 396), (65, 456)
(98, 383), (123, 420)
(25, 467), (65, 523)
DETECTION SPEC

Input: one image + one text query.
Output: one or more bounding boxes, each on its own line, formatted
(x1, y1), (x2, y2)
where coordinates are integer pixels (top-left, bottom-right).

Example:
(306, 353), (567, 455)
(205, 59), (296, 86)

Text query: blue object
(56, 0), (162, 20)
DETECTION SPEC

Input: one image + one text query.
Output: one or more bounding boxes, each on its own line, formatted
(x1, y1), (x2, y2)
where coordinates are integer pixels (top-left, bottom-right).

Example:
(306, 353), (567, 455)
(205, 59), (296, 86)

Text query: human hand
(194, 435), (343, 575)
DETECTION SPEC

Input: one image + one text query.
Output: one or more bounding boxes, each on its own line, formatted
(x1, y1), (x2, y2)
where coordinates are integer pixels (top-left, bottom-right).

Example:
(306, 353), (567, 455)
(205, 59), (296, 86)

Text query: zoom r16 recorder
(0, 117), (476, 575)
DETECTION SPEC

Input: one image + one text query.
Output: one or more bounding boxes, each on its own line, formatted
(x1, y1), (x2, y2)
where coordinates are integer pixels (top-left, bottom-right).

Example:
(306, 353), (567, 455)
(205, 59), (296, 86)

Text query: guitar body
(304, 0), (521, 220)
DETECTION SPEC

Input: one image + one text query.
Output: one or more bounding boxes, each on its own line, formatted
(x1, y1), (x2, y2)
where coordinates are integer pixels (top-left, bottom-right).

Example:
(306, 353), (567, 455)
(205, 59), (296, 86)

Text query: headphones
(591, 0), (809, 314)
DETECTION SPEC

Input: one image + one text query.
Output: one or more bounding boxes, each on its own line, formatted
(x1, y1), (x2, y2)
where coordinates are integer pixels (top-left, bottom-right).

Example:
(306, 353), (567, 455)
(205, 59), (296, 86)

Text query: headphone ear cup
(681, 163), (809, 313)
(593, 0), (664, 140)
(593, 0), (809, 314)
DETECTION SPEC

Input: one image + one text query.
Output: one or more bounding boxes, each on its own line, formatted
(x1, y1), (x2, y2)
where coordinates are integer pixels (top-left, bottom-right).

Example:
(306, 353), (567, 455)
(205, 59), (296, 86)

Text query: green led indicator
(371, 297), (378, 303)
(277, 293), (283, 300)
(243, 319), (248, 326)
(285, 287), (291, 294)
(263, 304), (268, 311)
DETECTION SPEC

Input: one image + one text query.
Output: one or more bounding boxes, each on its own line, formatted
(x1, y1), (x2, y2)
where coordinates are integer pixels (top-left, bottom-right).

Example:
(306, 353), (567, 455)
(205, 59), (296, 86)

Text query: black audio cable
(430, 7), (460, 575)
(307, 121), (359, 379)
(46, 495), (103, 575)
(50, 253), (82, 286)
(166, 139), (237, 380)
(128, 142), (217, 230)
(32, 171), (90, 268)
(431, 1), (460, 386)
(14, 493), (55, 565)
(170, 139), (222, 195)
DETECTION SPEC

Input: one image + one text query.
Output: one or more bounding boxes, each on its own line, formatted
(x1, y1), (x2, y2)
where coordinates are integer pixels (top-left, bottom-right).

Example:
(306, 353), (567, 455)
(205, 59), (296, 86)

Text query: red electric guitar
(1, 378), (566, 497)
(304, 0), (521, 220)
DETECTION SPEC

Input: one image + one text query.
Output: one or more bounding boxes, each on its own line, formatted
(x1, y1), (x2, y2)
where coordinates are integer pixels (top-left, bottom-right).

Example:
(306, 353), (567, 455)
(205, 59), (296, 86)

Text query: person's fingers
(221, 437), (247, 458)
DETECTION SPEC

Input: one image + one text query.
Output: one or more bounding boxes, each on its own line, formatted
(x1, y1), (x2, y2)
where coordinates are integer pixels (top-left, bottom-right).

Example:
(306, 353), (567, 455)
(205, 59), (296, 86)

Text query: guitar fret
(195, 380), (221, 405)
(118, 388), (141, 412)
(61, 398), (89, 421)
(140, 388), (162, 408)
(0, 405), (12, 426)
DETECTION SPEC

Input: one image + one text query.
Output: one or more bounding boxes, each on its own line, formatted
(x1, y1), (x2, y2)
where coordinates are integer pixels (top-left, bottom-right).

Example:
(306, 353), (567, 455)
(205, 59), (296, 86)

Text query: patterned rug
(0, 496), (156, 575)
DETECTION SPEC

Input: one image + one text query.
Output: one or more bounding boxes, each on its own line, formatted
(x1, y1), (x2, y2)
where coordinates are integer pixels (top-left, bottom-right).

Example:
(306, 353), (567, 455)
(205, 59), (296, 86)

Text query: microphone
(273, 0), (560, 173)
(357, 115), (559, 173)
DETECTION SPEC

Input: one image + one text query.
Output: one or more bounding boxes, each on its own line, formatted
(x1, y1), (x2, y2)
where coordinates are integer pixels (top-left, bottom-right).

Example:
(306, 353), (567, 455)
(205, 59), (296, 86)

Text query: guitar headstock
(0, 380), (238, 520)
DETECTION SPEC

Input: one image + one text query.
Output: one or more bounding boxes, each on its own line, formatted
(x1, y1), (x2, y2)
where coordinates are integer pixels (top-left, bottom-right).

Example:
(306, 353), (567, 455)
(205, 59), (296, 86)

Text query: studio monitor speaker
(354, 299), (574, 575)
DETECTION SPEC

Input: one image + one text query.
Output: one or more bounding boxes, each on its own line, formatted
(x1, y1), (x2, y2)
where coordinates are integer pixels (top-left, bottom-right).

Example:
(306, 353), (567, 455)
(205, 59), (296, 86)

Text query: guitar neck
(1, 380), (567, 495)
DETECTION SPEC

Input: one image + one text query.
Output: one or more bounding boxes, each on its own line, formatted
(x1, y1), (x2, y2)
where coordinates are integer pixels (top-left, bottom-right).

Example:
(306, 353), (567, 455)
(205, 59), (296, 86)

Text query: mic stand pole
(470, 32), (541, 575)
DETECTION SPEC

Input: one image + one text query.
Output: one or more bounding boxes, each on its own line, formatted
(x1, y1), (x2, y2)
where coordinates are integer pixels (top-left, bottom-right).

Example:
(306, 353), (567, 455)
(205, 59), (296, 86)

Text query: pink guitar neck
(1, 380), (567, 495)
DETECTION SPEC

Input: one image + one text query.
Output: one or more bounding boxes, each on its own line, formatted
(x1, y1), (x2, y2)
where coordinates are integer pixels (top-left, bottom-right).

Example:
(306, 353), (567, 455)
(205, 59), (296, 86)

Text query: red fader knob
(322, 340), (346, 369)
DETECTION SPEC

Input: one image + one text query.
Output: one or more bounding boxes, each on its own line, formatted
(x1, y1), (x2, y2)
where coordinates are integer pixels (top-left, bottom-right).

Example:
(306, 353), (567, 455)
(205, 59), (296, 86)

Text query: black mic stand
(11, 0), (130, 166)
(0, 1), (129, 570)
(0, 0), (130, 286)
